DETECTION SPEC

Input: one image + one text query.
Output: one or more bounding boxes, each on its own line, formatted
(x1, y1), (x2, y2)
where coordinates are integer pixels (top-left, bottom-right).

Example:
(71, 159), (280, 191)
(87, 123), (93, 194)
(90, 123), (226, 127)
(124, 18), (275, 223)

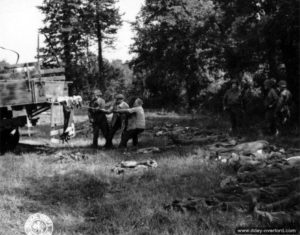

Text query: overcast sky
(0, 0), (144, 64)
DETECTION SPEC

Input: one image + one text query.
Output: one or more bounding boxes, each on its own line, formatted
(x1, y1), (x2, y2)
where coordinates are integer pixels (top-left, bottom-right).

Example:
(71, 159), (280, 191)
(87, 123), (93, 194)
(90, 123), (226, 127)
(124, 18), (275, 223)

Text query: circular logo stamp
(24, 213), (53, 235)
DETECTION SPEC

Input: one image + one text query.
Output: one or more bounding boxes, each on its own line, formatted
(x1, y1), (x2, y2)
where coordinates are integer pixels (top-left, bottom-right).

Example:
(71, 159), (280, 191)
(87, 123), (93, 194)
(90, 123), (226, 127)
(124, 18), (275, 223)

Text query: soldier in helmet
(277, 64), (287, 82)
(263, 79), (279, 135)
(88, 89), (111, 148)
(106, 93), (129, 147)
(276, 80), (292, 126)
(223, 79), (243, 133)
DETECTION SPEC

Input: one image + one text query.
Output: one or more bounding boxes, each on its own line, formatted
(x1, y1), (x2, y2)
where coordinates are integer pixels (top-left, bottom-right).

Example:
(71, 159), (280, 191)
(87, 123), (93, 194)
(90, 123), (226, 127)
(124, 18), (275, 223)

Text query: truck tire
(7, 128), (20, 151)
(0, 128), (20, 154)
(0, 131), (6, 154)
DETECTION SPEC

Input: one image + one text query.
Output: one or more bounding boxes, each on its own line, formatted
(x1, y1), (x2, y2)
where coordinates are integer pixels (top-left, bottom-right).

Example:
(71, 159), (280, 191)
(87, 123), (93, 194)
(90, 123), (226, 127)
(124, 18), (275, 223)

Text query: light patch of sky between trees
(0, 0), (144, 64)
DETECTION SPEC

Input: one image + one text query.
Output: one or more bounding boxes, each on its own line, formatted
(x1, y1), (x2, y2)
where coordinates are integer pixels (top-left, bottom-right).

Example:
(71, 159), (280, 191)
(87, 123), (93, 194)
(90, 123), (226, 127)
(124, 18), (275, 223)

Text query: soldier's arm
(88, 103), (94, 123)
(93, 98), (113, 114)
(114, 107), (136, 114)
(121, 102), (130, 109)
(276, 92), (286, 112)
(93, 106), (112, 114)
(100, 109), (112, 114)
(114, 109), (131, 114)
(269, 90), (279, 108)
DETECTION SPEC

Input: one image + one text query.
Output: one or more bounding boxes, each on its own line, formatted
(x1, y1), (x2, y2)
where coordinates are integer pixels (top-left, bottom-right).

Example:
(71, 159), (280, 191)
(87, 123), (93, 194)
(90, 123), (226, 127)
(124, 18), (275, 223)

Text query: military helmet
(93, 89), (102, 96)
(278, 80), (287, 88)
(134, 98), (143, 106)
(278, 63), (286, 70)
(115, 94), (125, 100)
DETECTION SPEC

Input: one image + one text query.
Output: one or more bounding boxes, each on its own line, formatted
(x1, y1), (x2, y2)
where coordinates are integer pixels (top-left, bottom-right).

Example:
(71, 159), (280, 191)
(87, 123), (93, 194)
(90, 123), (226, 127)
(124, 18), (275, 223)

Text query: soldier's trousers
(107, 115), (123, 145)
(265, 109), (277, 135)
(92, 114), (110, 147)
(227, 106), (242, 131)
(119, 128), (144, 148)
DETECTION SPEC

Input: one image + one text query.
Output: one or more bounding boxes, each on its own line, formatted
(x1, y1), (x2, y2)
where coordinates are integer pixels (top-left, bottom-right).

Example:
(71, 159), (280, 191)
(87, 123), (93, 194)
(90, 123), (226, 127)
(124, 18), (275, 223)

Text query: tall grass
(0, 112), (288, 235)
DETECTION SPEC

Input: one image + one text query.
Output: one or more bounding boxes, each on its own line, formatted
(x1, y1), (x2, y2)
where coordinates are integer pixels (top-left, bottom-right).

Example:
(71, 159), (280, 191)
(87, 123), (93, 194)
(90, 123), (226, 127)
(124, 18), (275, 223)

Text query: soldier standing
(223, 80), (243, 133)
(107, 94), (129, 147)
(263, 79), (279, 135)
(276, 80), (292, 127)
(277, 64), (287, 82)
(88, 89), (111, 148)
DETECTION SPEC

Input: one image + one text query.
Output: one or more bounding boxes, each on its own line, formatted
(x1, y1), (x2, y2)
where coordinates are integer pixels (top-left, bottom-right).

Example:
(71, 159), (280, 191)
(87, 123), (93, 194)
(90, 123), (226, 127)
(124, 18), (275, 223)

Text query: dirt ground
(1, 112), (299, 235)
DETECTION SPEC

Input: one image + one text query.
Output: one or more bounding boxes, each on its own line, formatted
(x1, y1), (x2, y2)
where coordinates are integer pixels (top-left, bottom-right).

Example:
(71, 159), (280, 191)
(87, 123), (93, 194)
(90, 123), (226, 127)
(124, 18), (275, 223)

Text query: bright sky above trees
(0, 0), (143, 64)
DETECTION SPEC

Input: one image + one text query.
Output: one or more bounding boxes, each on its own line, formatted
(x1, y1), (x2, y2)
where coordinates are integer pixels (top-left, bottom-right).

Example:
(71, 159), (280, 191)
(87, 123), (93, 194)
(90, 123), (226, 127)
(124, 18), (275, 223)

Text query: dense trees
(79, 0), (121, 89)
(131, 0), (222, 108)
(131, 0), (299, 111)
(38, 0), (121, 92)
(37, 0), (299, 115)
(65, 52), (133, 100)
(38, 0), (86, 79)
(216, 0), (299, 101)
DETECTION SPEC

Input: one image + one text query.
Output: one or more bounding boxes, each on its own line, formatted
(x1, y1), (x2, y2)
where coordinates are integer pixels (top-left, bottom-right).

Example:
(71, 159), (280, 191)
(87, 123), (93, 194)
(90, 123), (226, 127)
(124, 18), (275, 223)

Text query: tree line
(37, 0), (299, 117)
(38, 0), (124, 96)
(131, 0), (299, 113)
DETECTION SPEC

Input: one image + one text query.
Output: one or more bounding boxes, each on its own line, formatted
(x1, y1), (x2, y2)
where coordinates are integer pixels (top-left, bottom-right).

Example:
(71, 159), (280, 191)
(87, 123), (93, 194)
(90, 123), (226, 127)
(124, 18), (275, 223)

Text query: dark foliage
(130, 0), (300, 116)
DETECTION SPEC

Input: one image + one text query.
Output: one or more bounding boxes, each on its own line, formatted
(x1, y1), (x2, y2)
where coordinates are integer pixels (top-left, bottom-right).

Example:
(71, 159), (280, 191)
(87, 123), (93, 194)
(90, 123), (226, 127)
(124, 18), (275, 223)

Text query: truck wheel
(0, 131), (7, 154)
(7, 128), (20, 151)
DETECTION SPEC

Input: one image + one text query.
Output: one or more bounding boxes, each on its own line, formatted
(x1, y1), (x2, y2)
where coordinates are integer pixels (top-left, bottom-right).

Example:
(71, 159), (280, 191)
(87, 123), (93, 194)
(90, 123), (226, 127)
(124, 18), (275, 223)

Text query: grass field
(1, 112), (299, 235)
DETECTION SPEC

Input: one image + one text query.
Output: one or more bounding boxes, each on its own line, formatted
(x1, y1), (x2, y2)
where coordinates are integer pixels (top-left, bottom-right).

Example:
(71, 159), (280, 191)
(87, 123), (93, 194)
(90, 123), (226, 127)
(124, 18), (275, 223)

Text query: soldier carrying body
(106, 94), (129, 147)
(88, 89), (111, 148)
(223, 79), (243, 133)
(114, 97), (145, 148)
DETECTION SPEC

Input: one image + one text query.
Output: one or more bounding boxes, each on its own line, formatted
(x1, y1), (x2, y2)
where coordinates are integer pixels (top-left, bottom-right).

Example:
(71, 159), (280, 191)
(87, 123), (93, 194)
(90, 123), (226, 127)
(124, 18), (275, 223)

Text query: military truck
(0, 62), (70, 153)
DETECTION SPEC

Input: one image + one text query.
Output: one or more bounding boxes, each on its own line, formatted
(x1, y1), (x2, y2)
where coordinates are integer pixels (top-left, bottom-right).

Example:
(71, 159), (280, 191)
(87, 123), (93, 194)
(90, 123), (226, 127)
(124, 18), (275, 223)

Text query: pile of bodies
(152, 123), (226, 145)
(165, 140), (300, 227)
(153, 123), (200, 137)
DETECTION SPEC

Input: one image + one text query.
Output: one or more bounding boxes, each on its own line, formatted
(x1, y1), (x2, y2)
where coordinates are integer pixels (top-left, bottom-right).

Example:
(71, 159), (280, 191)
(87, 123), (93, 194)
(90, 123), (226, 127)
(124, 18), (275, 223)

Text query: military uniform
(223, 84), (243, 132)
(119, 106), (145, 148)
(89, 92), (110, 147)
(116, 98), (145, 148)
(107, 96), (129, 146)
(276, 80), (292, 125)
(264, 81), (279, 135)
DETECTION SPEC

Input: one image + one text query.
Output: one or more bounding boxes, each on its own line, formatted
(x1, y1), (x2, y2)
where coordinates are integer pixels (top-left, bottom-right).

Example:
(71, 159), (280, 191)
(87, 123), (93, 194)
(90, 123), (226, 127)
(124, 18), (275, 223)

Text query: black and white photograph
(0, 0), (299, 234)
